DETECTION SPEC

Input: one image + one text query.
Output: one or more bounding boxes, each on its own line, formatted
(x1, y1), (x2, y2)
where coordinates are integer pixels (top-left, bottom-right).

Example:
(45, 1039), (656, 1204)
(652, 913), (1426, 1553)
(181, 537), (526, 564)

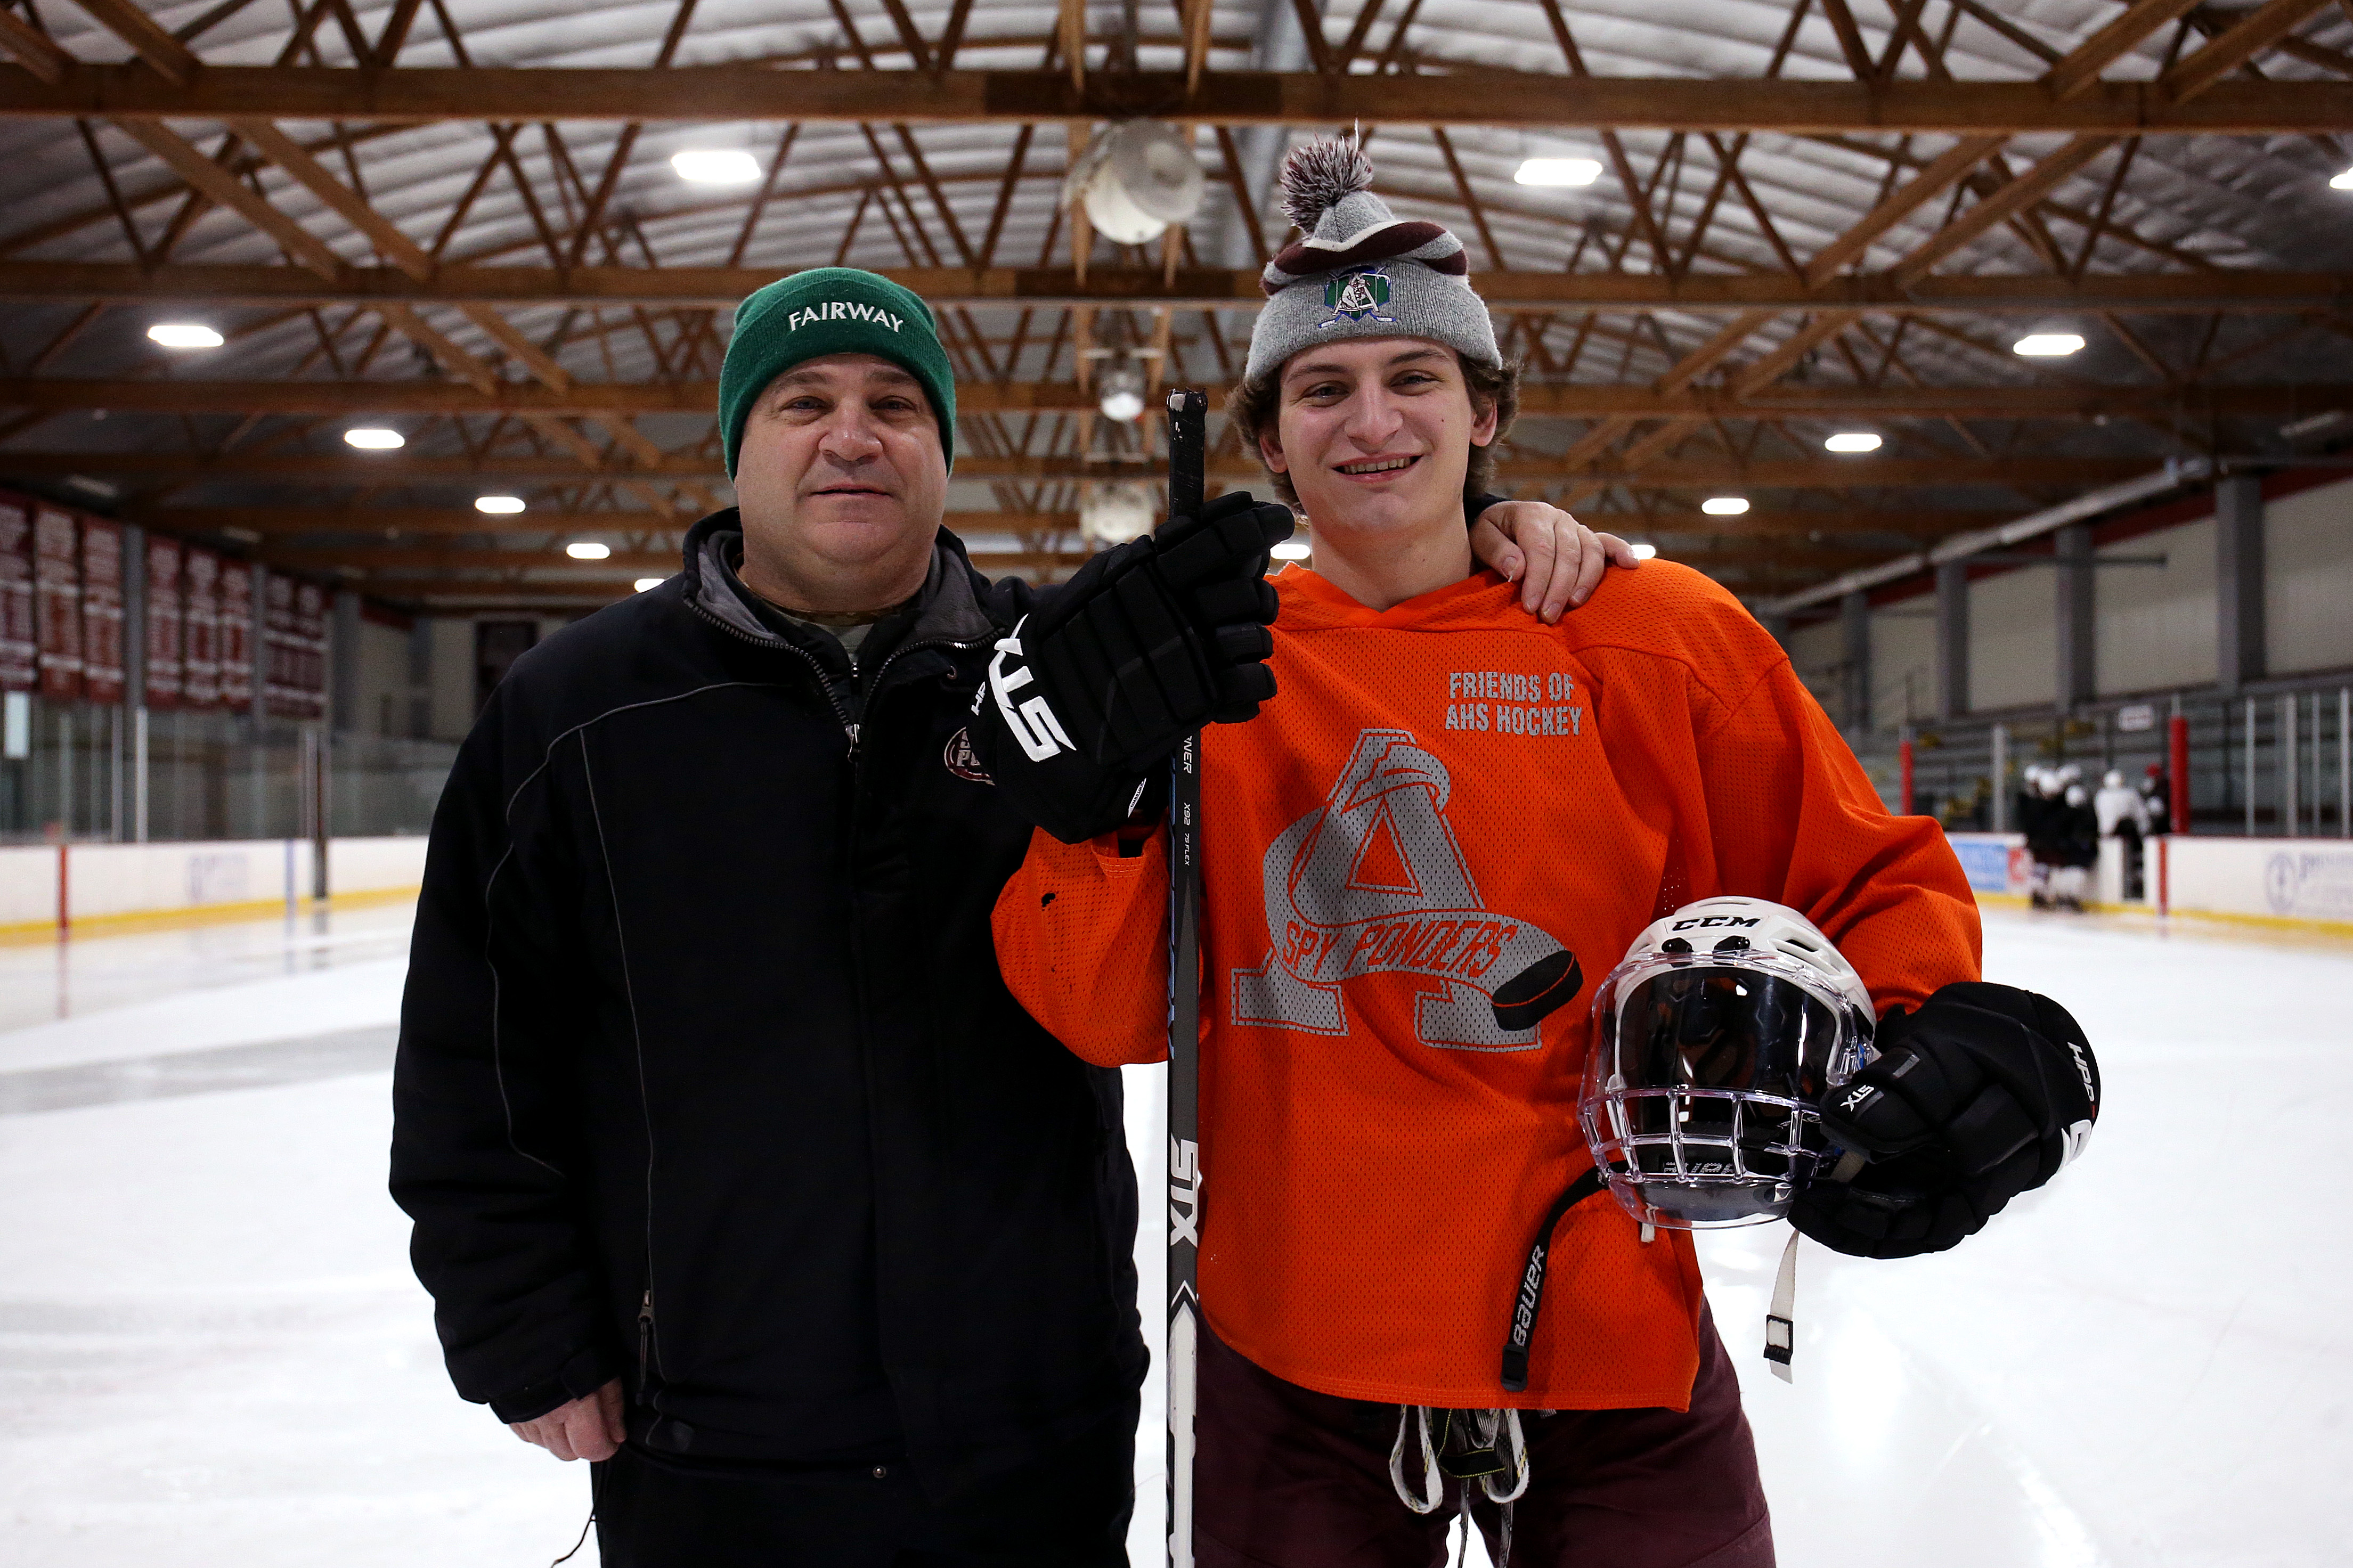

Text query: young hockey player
(972, 142), (2100, 1567)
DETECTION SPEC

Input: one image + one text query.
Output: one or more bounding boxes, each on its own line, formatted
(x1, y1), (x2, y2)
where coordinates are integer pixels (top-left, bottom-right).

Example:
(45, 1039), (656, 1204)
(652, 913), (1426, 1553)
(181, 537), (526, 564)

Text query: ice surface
(1, 904), (2347, 1565)
(0, 902), (411, 1072)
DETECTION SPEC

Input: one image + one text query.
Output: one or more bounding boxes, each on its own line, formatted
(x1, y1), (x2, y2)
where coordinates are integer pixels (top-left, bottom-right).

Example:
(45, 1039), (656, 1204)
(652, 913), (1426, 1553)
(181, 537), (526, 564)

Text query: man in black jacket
(390, 267), (1624, 1566)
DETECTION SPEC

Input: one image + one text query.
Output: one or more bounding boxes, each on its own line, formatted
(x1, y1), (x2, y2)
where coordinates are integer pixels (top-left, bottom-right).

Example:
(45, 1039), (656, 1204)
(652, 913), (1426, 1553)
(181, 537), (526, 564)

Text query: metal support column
(133, 706), (149, 842)
(2216, 475), (2265, 695)
(312, 725), (330, 900)
(2245, 697), (2258, 835)
(1934, 561), (1969, 722)
(1991, 723), (2010, 832)
(1840, 589), (1870, 735)
(248, 562), (270, 838)
(2055, 522), (2096, 713)
(120, 522), (144, 845)
(2282, 693), (2298, 838)
(56, 704), (71, 841)
(2341, 688), (2350, 838)
(330, 587), (361, 734)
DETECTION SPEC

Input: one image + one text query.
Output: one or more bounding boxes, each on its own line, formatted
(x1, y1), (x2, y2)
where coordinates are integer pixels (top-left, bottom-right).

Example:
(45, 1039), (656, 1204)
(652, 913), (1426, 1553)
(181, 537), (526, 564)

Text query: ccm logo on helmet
(1670, 914), (1762, 932)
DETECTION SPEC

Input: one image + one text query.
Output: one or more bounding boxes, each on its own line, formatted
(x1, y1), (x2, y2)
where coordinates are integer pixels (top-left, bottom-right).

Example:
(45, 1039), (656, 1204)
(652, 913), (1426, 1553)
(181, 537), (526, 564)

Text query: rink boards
(1, 830), (2344, 942)
(1948, 829), (2353, 935)
(0, 836), (427, 938)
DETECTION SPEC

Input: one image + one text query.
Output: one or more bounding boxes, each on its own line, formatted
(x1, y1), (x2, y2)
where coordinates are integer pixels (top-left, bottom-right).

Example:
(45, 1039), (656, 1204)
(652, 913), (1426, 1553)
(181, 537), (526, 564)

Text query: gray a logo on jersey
(1231, 729), (1580, 1051)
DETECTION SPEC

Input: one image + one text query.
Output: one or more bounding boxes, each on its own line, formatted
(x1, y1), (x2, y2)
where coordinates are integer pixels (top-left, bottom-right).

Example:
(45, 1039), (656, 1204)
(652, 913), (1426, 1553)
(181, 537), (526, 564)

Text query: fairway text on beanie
(719, 267), (957, 478)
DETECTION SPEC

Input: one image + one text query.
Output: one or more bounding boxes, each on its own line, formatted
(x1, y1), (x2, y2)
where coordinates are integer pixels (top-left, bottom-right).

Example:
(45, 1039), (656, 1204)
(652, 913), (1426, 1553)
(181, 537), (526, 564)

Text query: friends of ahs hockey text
(1443, 669), (1584, 738)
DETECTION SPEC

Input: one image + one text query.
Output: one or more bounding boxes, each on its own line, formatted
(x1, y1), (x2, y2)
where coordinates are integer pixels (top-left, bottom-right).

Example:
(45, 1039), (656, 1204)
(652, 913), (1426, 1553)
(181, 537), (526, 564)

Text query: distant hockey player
(972, 141), (2100, 1567)
(2095, 768), (2150, 900)
(2022, 765), (2066, 909)
(2052, 781), (2100, 911)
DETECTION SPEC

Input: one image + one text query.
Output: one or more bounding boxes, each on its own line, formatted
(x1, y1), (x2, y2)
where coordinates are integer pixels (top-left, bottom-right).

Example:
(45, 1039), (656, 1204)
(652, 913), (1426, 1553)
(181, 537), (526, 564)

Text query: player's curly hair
(1225, 353), (1519, 508)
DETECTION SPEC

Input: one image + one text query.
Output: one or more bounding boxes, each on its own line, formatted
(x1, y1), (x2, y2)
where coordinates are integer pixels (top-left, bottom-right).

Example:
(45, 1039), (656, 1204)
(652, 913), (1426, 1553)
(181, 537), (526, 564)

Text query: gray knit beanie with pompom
(1242, 137), (1501, 385)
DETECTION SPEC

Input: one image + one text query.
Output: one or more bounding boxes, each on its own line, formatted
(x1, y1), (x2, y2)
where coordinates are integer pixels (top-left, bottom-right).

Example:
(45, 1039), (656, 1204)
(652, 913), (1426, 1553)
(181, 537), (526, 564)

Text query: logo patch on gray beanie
(1320, 268), (1396, 328)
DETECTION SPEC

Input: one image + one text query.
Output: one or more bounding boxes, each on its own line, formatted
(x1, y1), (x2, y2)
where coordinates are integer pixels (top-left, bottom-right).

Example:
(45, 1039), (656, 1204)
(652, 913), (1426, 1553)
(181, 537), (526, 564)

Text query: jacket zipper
(657, 591), (985, 1396)
(636, 1287), (656, 1400)
(686, 593), (984, 756)
(687, 597), (860, 739)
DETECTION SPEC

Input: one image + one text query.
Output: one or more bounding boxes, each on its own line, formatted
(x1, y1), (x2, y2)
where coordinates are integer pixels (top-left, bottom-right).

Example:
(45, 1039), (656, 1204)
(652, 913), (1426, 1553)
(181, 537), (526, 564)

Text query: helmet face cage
(1580, 950), (1872, 1229)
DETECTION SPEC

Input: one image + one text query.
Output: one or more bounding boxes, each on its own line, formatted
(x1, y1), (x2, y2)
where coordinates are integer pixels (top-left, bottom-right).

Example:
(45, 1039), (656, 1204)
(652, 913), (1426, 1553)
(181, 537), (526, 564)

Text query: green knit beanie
(719, 267), (956, 478)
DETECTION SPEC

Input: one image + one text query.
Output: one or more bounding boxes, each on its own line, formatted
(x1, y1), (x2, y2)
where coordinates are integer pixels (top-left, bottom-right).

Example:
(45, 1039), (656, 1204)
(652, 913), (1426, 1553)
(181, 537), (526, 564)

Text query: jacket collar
(681, 509), (996, 658)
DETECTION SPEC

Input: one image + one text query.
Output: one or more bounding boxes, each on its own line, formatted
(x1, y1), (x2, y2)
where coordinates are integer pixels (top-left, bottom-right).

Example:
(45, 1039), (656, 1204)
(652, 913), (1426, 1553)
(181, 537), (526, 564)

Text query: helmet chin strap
(1766, 1227), (1801, 1384)
(1768, 1149), (1866, 1383)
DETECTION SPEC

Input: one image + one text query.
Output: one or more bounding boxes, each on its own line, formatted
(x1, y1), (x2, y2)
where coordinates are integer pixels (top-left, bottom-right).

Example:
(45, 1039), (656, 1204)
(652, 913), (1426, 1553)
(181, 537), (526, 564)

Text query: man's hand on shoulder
(1470, 499), (1642, 624)
(509, 1377), (624, 1462)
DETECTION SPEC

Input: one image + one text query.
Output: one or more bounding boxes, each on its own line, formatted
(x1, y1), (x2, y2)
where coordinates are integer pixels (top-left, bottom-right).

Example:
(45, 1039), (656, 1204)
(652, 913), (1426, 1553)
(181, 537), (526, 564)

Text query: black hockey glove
(975, 492), (1293, 843)
(1792, 982), (2099, 1260)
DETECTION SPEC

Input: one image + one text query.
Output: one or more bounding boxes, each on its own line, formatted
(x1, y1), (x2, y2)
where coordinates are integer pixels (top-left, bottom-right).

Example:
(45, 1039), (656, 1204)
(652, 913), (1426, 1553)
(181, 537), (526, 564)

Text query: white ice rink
(2, 903), (2347, 1566)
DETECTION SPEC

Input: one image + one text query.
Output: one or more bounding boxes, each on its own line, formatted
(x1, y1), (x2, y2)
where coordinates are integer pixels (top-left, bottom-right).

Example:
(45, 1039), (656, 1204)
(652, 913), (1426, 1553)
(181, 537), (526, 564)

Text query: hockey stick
(1165, 386), (1208, 1568)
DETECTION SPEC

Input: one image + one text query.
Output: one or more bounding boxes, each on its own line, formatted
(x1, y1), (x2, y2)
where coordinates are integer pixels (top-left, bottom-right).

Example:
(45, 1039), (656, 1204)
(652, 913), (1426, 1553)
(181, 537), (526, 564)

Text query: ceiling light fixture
(1095, 361), (1148, 423)
(566, 541), (612, 560)
(2013, 332), (2086, 357)
(474, 495), (526, 514)
(1629, 542), (1658, 560)
(1701, 496), (1750, 516)
(1824, 432), (1883, 453)
(1079, 481), (1155, 545)
(343, 427), (403, 450)
(1271, 538), (1312, 561)
(635, 577), (665, 592)
(671, 149), (761, 184)
(2333, 167), (2353, 190)
(1514, 157), (1603, 186)
(147, 323), (223, 349)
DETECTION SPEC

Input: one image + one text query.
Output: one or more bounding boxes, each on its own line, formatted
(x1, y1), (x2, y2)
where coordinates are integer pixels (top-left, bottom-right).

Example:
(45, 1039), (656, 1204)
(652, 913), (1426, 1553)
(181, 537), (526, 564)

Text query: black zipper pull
(636, 1288), (655, 1398)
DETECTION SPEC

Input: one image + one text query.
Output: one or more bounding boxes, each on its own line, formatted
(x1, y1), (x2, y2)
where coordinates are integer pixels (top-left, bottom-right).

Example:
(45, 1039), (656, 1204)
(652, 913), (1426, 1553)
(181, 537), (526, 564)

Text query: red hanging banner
(218, 561), (253, 713)
(144, 535), (184, 710)
(34, 506), (82, 701)
(0, 494), (34, 692)
(79, 519), (125, 707)
(184, 548), (222, 709)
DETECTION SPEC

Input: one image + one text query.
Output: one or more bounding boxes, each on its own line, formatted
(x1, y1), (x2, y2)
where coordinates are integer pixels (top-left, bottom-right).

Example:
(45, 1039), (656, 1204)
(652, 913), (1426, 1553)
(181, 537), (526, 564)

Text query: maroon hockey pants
(1195, 1308), (1772, 1568)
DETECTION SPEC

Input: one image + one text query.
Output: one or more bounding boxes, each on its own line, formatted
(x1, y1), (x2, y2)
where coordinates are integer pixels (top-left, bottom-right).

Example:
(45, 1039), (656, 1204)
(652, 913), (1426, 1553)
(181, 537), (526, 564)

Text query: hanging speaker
(1064, 121), (1207, 245)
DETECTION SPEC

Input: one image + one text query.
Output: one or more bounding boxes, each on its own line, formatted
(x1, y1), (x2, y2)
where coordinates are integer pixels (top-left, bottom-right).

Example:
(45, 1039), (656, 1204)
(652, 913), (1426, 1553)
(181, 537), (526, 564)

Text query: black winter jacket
(389, 514), (1146, 1497)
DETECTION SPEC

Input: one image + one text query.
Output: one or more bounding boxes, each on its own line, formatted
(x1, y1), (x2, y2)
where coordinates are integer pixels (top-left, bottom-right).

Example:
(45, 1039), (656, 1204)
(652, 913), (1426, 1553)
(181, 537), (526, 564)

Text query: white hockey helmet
(1579, 897), (1876, 1229)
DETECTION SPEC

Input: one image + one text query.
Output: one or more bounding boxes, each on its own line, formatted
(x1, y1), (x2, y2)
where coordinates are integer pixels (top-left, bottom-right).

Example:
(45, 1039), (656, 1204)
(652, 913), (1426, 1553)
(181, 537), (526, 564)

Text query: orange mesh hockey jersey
(992, 560), (1981, 1412)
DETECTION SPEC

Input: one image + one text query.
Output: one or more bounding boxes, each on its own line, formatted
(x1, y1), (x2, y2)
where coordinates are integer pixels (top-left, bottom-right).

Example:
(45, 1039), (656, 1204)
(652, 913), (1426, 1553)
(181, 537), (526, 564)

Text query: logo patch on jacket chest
(943, 726), (993, 785)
